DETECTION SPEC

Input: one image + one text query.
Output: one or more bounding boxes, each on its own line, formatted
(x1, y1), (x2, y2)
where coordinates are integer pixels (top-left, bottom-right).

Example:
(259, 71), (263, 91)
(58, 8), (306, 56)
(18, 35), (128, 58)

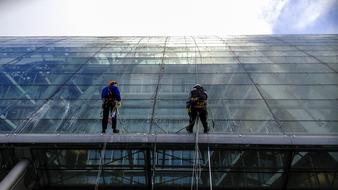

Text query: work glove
(116, 101), (122, 108)
(187, 107), (191, 113)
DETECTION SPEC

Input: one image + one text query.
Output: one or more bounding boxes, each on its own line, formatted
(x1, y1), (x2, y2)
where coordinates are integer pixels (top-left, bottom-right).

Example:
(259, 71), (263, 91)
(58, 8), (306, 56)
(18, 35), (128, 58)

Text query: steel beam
(3, 72), (36, 104)
(0, 114), (19, 130)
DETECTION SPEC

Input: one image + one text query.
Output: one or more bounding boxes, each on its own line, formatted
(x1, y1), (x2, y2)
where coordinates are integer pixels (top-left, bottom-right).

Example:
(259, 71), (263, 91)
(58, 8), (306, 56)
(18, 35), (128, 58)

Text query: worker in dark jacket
(186, 84), (209, 133)
(101, 80), (121, 134)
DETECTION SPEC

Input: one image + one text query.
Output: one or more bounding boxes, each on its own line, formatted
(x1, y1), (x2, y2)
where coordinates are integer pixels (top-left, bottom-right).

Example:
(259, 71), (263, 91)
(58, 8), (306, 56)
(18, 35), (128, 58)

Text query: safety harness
(103, 87), (116, 108)
(190, 87), (207, 109)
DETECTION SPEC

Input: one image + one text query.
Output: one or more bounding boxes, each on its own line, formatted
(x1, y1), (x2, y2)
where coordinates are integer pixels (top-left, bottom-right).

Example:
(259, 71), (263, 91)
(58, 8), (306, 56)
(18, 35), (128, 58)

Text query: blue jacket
(101, 85), (121, 101)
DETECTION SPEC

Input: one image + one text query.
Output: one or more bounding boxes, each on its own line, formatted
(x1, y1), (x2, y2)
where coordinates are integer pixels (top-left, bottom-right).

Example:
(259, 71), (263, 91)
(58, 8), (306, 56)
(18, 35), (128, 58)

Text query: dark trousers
(102, 103), (117, 133)
(187, 108), (208, 132)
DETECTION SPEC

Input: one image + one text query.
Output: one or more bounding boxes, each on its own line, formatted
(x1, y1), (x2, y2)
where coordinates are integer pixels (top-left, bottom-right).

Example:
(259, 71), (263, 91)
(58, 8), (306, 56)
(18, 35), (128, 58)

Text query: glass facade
(0, 36), (337, 135)
(0, 35), (338, 189)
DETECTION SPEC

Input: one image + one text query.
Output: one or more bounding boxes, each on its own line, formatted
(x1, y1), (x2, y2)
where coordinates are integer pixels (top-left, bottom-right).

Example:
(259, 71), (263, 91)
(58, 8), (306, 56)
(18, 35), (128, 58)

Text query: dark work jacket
(186, 87), (208, 109)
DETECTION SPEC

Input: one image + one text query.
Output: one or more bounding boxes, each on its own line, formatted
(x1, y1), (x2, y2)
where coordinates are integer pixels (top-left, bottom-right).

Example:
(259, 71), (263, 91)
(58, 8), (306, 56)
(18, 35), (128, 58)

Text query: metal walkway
(0, 133), (337, 145)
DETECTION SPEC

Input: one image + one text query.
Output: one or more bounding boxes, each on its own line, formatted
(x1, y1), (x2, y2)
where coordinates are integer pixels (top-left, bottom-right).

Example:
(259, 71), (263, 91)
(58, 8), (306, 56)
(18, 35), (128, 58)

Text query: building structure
(0, 35), (337, 189)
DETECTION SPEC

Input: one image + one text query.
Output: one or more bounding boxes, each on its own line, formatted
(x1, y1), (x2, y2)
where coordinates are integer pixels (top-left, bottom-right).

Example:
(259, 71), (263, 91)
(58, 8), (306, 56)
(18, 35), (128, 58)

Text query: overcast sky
(0, 0), (337, 36)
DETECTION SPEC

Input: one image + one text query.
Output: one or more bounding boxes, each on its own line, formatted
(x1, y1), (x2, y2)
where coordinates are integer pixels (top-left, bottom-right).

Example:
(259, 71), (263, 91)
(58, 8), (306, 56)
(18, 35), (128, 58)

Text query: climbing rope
(207, 145), (213, 190)
(94, 134), (109, 190)
(190, 114), (203, 190)
(95, 105), (120, 190)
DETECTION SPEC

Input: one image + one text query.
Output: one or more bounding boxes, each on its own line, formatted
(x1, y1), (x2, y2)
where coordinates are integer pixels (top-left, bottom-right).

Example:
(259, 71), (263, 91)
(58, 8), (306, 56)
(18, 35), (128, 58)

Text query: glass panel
(0, 72), (71, 85)
(328, 63), (338, 72)
(51, 84), (156, 99)
(36, 47), (100, 52)
(0, 118), (27, 133)
(0, 47), (37, 53)
(316, 56), (338, 64)
(199, 51), (233, 57)
(160, 74), (252, 85)
(212, 172), (283, 188)
(80, 63), (161, 73)
(251, 73), (338, 84)
(211, 120), (282, 135)
(0, 99), (44, 119)
(306, 50), (338, 56)
(33, 148), (147, 185)
(290, 151), (338, 170)
(267, 56), (319, 63)
(258, 85), (338, 99)
(158, 84), (261, 99)
(25, 52), (95, 58)
(1, 57), (87, 67)
(287, 172), (335, 189)
(0, 85), (60, 99)
(283, 121), (338, 135)
(36, 149), (145, 167)
(48, 170), (146, 185)
(154, 172), (195, 187)
(68, 73), (159, 85)
(211, 150), (287, 169)
(163, 64), (245, 73)
(262, 51), (307, 56)
(1, 99), (152, 134)
(90, 57), (162, 65)
(244, 63), (333, 73)
(238, 57), (272, 63)
(267, 100), (338, 121)
(155, 99), (273, 120)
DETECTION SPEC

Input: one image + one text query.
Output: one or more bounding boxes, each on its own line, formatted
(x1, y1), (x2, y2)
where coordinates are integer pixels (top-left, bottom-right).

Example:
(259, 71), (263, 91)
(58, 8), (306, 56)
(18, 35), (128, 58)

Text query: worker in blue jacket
(101, 80), (121, 134)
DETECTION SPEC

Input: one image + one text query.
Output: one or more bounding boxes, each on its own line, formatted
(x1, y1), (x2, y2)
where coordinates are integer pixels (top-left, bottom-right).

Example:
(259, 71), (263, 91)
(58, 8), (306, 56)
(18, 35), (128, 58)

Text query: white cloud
(294, 0), (336, 29)
(0, 0), (278, 35)
(260, 0), (289, 25)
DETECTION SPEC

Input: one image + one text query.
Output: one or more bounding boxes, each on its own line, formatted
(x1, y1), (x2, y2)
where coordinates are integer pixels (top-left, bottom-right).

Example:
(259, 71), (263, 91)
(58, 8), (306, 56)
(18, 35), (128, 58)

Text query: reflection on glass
(0, 36), (337, 137)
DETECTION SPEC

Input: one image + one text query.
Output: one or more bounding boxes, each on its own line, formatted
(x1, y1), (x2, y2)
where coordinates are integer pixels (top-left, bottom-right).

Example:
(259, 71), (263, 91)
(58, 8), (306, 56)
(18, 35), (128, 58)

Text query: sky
(0, 0), (337, 36)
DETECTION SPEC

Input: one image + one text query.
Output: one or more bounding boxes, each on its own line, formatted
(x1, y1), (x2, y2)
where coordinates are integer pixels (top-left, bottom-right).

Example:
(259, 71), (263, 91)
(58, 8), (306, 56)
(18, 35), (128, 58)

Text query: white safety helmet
(193, 84), (201, 89)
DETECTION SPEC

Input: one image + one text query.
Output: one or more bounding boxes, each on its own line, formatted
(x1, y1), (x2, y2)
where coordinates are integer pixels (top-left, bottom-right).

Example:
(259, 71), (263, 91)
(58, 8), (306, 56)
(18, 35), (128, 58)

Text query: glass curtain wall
(0, 35), (338, 189)
(1, 36), (337, 135)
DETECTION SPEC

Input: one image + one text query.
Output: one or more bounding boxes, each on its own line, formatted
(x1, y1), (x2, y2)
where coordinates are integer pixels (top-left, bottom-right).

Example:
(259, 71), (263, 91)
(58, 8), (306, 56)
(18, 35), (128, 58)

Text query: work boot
(113, 129), (119, 133)
(186, 126), (193, 133)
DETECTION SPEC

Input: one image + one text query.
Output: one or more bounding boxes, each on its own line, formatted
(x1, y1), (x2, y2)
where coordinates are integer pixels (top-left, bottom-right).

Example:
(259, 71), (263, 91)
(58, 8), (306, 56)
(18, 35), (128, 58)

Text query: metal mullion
(273, 36), (338, 74)
(102, 150), (143, 166)
(156, 151), (194, 165)
(29, 148), (46, 188)
(0, 38), (68, 67)
(45, 169), (95, 185)
(13, 41), (112, 134)
(191, 36), (200, 83)
(155, 175), (192, 185)
(105, 172), (145, 185)
(149, 37), (168, 133)
(198, 36), (240, 133)
(282, 150), (295, 189)
(219, 37), (287, 136)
